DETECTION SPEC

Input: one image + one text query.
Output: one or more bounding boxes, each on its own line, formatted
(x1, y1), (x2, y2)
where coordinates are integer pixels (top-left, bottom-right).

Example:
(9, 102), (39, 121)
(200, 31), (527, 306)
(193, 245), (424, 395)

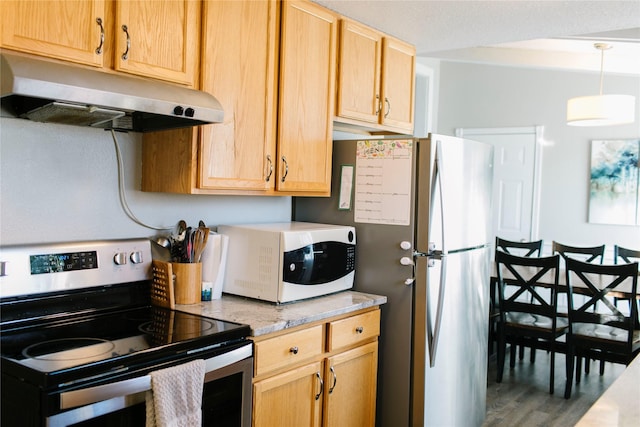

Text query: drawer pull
(289, 346), (299, 355)
(329, 366), (337, 394)
(95, 18), (104, 54)
(355, 326), (364, 334)
(121, 25), (130, 60)
(315, 371), (324, 400)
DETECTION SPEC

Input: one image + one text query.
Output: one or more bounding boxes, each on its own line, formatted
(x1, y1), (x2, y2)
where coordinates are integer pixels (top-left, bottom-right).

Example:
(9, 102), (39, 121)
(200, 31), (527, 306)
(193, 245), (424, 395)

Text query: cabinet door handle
(289, 346), (299, 355)
(375, 94), (381, 115)
(121, 25), (130, 60)
(95, 18), (104, 54)
(384, 97), (391, 118)
(355, 326), (364, 334)
(265, 155), (273, 182)
(329, 366), (337, 394)
(281, 156), (289, 183)
(315, 371), (324, 401)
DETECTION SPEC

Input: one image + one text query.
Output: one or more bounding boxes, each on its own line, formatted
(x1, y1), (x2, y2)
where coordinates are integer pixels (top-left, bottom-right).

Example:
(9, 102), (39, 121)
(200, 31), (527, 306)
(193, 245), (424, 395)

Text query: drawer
(327, 309), (380, 352)
(254, 324), (324, 376)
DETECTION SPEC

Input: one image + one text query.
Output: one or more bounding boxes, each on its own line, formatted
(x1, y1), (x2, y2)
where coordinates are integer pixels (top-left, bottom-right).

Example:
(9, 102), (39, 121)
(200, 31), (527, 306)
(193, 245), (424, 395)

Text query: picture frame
(588, 139), (640, 226)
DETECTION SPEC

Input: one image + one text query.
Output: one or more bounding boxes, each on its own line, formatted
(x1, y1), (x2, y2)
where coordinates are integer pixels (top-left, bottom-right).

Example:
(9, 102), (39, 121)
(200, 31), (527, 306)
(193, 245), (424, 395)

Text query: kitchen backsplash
(0, 117), (291, 245)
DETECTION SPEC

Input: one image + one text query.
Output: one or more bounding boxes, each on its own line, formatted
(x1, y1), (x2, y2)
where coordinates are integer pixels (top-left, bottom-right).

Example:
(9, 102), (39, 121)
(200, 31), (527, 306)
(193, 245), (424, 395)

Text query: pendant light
(566, 43), (636, 126)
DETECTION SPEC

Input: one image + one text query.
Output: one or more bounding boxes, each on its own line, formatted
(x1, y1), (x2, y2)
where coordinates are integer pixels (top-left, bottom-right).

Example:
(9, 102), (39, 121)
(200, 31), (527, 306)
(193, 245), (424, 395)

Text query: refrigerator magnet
(338, 165), (354, 210)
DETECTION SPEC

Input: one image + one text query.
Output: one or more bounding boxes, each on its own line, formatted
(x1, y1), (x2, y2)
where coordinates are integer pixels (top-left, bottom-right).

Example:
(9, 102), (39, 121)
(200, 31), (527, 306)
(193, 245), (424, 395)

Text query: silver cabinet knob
(400, 241), (412, 250)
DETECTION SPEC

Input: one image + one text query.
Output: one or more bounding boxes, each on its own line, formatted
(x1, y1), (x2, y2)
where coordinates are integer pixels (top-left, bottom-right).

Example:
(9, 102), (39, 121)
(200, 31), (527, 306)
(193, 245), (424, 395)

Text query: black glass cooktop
(0, 305), (250, 388)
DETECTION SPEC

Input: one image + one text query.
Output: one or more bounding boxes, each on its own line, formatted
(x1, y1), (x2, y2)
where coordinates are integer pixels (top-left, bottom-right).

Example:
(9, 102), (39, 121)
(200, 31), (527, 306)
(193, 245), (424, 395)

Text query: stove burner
(22, 338), (115, 361)
(138, 316), (216, 339)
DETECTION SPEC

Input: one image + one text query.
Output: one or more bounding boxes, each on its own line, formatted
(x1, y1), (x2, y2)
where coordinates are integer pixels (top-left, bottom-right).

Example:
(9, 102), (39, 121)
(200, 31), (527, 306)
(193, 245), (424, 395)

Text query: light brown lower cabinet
(251, 308), (380, 427)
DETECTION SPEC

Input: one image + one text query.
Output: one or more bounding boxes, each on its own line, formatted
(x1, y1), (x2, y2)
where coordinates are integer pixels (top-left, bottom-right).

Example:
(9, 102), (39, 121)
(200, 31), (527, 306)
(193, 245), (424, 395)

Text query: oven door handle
(59, 342), (252, 410)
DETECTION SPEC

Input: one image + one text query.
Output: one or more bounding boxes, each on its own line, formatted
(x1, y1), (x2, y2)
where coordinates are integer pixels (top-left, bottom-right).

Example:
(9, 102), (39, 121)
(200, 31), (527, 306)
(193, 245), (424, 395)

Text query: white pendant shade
(567, 94), (636, 126)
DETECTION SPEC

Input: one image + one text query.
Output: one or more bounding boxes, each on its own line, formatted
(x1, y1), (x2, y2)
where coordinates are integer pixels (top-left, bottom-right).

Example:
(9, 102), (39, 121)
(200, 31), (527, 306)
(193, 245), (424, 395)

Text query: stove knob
(130, 251), (143, 264)
(113, 252), (127, 265)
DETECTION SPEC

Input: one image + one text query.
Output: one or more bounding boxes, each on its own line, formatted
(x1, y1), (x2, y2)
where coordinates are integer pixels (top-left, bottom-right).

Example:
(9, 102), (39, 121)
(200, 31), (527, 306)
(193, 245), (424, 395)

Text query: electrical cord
(110, 129), (172, 231)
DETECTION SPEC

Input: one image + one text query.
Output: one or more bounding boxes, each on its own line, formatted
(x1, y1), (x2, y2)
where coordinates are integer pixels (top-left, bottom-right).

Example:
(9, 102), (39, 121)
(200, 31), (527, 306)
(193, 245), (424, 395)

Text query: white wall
(436, 61), (640, 249)
(0, 117), (292, 245)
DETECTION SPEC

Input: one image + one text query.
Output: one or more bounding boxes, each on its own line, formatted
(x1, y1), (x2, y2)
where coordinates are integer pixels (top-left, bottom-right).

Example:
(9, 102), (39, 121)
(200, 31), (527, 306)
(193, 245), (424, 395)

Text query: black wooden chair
(563, 258), (640, 399)
(495, 251), (567, 394)
(613, 245), (640, 327)
(491, 238), (544, 361)
(552, 241), (606, 373)
(496, 237), (543, 257)
(551, 241), (605, 264)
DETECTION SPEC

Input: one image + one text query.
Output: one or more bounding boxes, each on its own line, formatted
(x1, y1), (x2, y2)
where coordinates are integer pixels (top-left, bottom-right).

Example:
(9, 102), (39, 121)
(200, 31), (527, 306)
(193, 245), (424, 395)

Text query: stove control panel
(0, 239), (152, 298)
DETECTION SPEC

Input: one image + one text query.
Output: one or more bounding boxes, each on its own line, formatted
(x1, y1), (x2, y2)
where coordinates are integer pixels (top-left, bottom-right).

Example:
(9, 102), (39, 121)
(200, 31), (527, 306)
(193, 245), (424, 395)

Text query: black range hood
(0, 51), (224, 132)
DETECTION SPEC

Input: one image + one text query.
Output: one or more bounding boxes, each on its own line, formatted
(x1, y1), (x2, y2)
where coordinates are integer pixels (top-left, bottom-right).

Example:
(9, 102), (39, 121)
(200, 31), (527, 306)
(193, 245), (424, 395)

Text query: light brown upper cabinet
(197, 0), (279, 192)
(142, 0), (336, 196)
(0, 0), (199, 86)
(113, 0), (199, 85)
(275, 0), (336, 194)
(0, 0), (109, 67)
(336, 18), (415, 134)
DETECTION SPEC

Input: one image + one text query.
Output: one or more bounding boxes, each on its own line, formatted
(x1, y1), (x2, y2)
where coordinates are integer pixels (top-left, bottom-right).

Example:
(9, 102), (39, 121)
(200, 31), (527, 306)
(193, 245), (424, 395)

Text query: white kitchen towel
(145, 359), (206, 427)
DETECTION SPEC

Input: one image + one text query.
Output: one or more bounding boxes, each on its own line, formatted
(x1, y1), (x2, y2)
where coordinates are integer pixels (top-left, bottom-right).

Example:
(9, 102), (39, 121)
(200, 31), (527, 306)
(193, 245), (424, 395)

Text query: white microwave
(218, 222), (355, 303)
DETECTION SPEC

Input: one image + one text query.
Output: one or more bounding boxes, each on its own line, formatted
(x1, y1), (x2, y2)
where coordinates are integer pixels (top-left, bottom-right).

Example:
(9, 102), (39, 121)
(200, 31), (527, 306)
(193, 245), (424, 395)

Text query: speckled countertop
(175, 290), (387, 337)
(576, 354), (640, 427)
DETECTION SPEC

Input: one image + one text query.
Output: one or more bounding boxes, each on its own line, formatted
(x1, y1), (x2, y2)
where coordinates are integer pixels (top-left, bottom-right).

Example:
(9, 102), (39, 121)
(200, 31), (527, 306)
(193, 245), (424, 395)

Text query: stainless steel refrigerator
(293, 134), (494, 427)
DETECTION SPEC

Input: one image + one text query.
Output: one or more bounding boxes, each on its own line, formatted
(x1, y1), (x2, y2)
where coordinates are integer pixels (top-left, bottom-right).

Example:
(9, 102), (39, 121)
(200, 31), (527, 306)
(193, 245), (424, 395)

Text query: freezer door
(412, 247), (490, 427)
(415, 134), (494, 254)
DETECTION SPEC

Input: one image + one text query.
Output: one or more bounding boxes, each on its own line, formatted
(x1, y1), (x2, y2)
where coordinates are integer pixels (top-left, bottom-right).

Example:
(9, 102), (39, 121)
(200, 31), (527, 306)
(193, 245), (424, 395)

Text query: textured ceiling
(314, 0), (640, 74)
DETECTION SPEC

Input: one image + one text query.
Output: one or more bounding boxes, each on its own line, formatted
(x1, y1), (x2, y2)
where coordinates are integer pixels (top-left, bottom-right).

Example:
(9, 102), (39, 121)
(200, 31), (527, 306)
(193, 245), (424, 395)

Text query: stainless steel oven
(0, 239), (253, 427)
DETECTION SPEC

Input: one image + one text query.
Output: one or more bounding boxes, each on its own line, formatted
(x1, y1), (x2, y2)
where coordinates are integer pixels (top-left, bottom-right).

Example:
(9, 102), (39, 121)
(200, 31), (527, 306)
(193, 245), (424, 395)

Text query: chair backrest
(564, 257), (639, 347)
(614, 245), (640, 266)
(496, 237), (543, 257)
(495, 251), (561, 320)
(552, 241), (605, 264)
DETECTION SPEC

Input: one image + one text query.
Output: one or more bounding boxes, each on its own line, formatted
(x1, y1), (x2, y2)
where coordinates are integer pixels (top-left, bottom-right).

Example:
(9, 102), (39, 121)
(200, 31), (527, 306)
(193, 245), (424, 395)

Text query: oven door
(48, 342), (253, 427)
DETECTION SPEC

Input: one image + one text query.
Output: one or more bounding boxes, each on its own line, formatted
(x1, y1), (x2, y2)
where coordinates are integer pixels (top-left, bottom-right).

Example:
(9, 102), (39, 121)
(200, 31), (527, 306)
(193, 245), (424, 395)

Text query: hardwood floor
(483, 349), (626, 426)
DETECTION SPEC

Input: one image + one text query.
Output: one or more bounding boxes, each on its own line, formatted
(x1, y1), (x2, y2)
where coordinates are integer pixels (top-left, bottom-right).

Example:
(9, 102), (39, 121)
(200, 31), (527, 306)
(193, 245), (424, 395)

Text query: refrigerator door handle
(426, 139), (447, 367)
(429, 140), (446, 255)
(427, 255), (447, 367)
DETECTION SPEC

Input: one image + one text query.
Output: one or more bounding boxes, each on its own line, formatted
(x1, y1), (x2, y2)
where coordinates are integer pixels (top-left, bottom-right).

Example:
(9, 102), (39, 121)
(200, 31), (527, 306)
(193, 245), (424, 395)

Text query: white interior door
(455, 127), (542, 244)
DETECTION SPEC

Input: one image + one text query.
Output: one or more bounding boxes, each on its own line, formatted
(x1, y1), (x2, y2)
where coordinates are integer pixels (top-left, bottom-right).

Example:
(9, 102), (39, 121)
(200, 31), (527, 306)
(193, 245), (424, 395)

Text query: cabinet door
(380, 36), (415, 132)
(199, 0), (279, 191)
(114, 0), (198, 86)
(336, 19), (381, 124)
(323, 342), (378, 427)
(253, 361), (323, 427)
(276, 0), (337, 194)
(0, 0), (107, 67)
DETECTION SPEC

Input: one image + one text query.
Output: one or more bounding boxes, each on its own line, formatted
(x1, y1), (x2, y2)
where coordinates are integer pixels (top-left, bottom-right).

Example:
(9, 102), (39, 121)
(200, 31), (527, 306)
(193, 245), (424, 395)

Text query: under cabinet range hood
(0, 52), (224, 132)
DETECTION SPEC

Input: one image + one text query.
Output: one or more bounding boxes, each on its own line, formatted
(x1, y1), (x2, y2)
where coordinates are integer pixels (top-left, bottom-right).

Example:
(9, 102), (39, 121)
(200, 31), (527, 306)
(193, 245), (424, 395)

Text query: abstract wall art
(588, 139), (640, 226)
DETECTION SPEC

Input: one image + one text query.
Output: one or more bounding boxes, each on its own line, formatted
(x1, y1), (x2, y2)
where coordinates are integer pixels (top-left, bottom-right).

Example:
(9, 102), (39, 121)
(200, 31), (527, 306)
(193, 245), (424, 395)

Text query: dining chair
(551, 241), (605, 264)
(492, 238), (544, 361)
(495, 251), (567, 394)
(613, 245), (640, 327)
(552, 241), (607, 373)
(563, 257), (639, 399)
(496, 237), (544, 257)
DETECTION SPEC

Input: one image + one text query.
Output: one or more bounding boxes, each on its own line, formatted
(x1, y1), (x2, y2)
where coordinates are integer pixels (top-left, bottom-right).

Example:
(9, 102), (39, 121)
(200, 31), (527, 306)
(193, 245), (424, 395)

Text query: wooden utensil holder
(172, 262), (202, 305)
(152, 261), (203, 306)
